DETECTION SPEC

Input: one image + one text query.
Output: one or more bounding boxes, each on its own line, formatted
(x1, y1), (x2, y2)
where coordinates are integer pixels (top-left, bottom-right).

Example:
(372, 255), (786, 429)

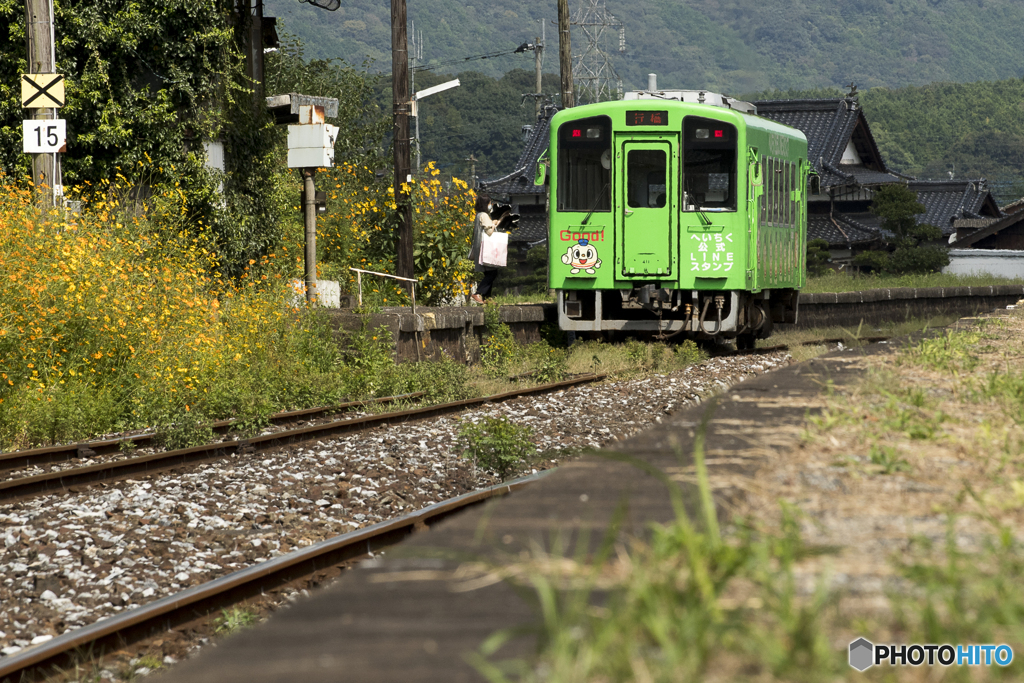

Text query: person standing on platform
(469, 194), (503, 304)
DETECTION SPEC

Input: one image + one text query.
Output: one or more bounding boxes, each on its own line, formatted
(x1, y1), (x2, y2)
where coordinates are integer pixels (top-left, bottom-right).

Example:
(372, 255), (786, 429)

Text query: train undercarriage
(557, 287), (799, 348)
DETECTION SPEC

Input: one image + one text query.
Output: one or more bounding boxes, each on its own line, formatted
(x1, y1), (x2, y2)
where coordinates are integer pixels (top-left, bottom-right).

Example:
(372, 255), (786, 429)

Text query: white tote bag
(479, 230), (508, 267)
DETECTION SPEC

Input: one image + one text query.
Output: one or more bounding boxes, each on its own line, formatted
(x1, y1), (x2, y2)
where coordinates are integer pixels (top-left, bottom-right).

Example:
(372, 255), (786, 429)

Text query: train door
(746, 147), (763, 287)
(616, 140), (674, 277)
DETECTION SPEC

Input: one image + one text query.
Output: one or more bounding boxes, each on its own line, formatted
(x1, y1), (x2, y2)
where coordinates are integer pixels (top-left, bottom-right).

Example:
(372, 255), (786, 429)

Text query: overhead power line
(412, 45), (528, 72)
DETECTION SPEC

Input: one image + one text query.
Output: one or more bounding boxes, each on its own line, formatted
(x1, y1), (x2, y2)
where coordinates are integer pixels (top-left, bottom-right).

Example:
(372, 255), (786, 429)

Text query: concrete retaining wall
(788, 285), (1024, 330)
(324, 305), (553, 364)
(325, 285), (1024, 363)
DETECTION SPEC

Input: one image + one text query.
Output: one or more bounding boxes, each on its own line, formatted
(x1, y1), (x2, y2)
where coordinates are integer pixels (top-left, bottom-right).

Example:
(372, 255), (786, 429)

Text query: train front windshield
(557, 116), (611, 213)
(683, 117), (737, 211)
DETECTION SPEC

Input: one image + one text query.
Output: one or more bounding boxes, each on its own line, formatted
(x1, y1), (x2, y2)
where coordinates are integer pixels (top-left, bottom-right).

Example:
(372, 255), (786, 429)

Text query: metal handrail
(349, 267), (421, 359)
(349, 267), (418, 316)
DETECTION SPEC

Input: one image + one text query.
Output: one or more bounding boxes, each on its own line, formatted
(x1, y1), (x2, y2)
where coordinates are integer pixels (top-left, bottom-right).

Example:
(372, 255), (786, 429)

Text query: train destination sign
(626, 110), (668, 126)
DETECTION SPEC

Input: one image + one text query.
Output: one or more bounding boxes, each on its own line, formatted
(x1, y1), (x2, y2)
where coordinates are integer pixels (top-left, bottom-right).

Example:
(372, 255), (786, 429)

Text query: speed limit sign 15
(23, 119), (67, 153)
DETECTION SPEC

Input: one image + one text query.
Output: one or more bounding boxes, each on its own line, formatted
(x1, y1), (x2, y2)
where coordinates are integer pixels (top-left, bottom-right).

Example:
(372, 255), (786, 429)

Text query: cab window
(683, 117), (737, 211)
(557, 116), (611, 212)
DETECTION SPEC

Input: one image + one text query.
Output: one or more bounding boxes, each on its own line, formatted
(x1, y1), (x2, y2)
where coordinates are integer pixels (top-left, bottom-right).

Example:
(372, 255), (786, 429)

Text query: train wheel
(736, 333), (756, 351)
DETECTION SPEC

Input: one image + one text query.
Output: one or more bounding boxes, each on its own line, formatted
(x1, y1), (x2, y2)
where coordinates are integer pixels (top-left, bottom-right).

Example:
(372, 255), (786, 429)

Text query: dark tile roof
(754, 98), (891, 190)
(949, 210), (1024, 248)
(808, 212), (881, 247)
(908, 179), (1002, 236)
(479, 106), (559, 197)
(507, 212), (547, 244)
(845, 167), (904, 186)
(1002, 197), (1024, 215)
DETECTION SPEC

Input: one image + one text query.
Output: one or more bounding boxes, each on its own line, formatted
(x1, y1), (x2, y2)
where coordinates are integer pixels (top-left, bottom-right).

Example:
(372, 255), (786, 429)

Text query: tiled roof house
(755, 98), (902, 192)
(908, 179), (1001, 238)
(756, 97), (1002, 258)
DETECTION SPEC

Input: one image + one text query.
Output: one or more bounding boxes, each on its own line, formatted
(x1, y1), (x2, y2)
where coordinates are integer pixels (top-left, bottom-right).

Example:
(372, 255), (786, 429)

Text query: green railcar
(546, 92), (809, 347)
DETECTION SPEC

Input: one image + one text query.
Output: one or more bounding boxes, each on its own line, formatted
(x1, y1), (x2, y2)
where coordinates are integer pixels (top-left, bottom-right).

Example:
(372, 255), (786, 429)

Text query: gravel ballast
(0, 352), (791, 661)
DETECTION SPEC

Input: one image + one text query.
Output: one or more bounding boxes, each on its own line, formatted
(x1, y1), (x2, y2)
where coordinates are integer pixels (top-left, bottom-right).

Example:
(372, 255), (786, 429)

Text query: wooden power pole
(25, 0), (57, 205)
(391, 0), (414, 286)
(557, 0), (574, 108)
(534, 21), (544, 117)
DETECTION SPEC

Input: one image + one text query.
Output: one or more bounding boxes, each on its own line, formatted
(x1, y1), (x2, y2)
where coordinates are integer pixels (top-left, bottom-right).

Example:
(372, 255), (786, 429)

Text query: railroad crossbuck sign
(21, 74), (65, 108)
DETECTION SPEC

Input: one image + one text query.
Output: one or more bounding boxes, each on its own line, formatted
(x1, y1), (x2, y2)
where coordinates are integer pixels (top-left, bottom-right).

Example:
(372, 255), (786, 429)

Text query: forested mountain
(265, 0), (1024, 202)
(858, 80), (1024, 199)
(266, 0), (1024, 94)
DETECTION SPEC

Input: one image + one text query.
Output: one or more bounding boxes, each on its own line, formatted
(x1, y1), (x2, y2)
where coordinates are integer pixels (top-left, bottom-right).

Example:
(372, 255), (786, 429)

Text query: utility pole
(534, 20), (544, 117)
(392, 0), (414, 285)
(302, 169), (317, 302)
(466, 154), (477, 189)
(411, 26), (423, 174)
(25, 0), (58, 206)
(557, 0), (574, 108)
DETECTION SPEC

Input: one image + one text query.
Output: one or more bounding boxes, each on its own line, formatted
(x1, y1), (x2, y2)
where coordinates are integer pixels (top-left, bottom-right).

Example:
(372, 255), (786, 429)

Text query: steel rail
(0, 375), (604, 502)
(0, 392), (427, 475)
(713, 336), (891, 358)
(0, 469), (553, 683)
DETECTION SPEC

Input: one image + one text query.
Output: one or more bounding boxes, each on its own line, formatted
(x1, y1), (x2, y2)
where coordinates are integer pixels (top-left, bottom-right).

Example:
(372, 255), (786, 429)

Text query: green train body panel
(547, 100), (808, 299)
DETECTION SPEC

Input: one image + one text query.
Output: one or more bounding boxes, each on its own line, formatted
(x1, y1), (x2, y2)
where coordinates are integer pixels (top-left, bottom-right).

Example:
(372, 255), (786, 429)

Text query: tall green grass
(804, 271), (1024, 294)
(475, 399), (1024, 681)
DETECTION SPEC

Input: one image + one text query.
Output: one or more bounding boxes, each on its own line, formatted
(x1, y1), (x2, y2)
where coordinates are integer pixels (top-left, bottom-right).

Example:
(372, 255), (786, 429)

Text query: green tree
(0, 0), (241, 183)
(0, 0), (295, 276)
(854, 184), (949, 274)
(806, 238), (831, 277)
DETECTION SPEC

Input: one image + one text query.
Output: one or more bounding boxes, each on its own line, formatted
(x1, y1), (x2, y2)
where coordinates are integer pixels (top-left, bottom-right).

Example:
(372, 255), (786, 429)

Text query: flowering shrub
(0, 175), (327, 448)
(410, 163), (478, 306)
(0, 169), (479, 450)
(311, 161), (477, 307)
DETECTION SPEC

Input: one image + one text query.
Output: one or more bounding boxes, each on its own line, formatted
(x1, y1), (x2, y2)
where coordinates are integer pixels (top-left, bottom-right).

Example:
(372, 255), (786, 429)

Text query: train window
(557, 116), (611, 212)
(771, 158), (779, 225)
(775, 160), (781, 226)
(791, 163), (799, 226)
(776, 160), (783, 225)
(776, 159), (783, 225)
(786, 160), (794, 225)
(770, 157), (778, 224)
(626, 149), (667, 208)
(683, 117), (737, 210)
(760, 159), (767, 225)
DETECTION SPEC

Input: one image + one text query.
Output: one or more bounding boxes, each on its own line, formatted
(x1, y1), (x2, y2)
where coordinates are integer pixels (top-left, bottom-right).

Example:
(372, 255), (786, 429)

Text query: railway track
(0, 392), (428, 476)
(0, 375), (604, 503)
(711, 335), (889, 357)
(0, 336), (889, 503)
(0, 471), (550, 683)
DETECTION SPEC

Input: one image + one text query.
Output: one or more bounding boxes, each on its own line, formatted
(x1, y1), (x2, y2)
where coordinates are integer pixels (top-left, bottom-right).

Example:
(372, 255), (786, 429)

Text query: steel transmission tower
(570, 0), (625, 104)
